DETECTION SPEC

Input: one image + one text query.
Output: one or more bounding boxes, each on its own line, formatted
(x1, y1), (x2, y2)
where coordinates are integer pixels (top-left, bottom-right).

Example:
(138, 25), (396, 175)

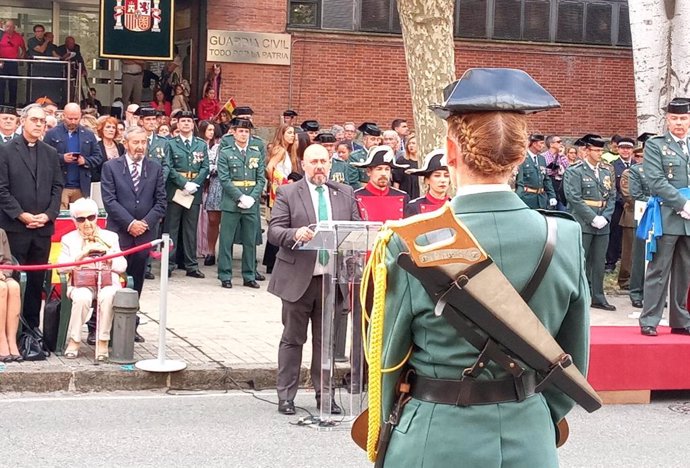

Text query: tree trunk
(629, 0), (690, 134)
(397, 0), (456, 158)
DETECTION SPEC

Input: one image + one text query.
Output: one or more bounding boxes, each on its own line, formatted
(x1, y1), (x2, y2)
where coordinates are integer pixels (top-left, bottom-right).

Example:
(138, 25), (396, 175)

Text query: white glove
(679, 211), (690, 220)
(238, 194), (255, 210)
(590, 216), (608, 229)
(549, 198), (557, 207)
(683, 201), (690, 218)
(184, 182), (199, 194)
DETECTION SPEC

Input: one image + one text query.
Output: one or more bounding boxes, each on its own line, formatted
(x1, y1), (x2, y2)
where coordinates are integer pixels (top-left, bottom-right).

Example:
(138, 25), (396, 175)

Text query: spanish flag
(222, 97), (237, 115)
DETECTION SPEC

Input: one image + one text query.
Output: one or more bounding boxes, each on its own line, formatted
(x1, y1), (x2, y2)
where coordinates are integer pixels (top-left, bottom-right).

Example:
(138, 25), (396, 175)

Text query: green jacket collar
(451, 190), (529, 214)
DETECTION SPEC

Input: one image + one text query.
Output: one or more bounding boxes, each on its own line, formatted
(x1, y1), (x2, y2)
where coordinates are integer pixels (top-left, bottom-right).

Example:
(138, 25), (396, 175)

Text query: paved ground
(0, 241), (669, 392)
(1, 389), (689, 467)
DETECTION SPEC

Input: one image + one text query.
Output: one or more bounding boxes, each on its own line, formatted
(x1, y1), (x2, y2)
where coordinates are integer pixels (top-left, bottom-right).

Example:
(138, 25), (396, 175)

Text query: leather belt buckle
(455, 369), (473, 407)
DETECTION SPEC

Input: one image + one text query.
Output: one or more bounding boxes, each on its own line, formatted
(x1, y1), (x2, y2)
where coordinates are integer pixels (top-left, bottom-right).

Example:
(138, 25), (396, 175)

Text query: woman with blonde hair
(262, 124), (299, 273)
(365, 69), (591, 467)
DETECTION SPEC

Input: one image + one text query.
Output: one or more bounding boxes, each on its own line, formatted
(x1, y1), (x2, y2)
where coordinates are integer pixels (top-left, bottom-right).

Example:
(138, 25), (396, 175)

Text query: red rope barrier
(0, 241), (157, 271)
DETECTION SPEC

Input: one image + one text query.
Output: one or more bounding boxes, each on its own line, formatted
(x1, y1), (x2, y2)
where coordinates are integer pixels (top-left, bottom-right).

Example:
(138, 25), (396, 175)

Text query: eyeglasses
(75, 214), (97, 223)
(553, 140), (562, 144)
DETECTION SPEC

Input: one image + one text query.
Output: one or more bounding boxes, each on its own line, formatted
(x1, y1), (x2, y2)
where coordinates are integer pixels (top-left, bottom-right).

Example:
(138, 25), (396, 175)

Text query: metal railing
(0, 57), (82, 105)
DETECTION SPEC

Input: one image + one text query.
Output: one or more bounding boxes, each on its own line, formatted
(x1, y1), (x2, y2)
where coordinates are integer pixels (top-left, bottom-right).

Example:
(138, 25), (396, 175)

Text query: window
(286, 0), (631, 48)
(289, 0), (320, 28)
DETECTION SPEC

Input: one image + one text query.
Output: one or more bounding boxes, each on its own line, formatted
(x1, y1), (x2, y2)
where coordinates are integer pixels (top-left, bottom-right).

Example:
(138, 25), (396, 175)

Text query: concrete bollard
(110, 288), (139, 364)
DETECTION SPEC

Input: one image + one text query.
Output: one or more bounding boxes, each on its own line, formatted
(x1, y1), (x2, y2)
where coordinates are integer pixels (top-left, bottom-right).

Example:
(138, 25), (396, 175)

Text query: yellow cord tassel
(361, 228), (393, 462)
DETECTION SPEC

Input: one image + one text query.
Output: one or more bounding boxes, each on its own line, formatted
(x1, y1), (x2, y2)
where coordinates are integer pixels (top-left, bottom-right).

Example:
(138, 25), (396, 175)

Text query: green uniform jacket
(563, 161), (616, 235)
(329, 156), (360, 190)
(165, 136), (209, 205)
(217, 140), (266, 213)
(628, 163), (651, 201)
(642, 133), (690, 236)
(349, 147), (369, 184)
(147, 133), (171, 181)
(378, 191), (590, 467)
(515, 152), (556, 209)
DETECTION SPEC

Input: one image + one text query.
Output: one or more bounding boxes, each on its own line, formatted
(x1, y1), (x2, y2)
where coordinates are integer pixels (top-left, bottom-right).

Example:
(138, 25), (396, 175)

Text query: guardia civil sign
(99, 0), (174, 60)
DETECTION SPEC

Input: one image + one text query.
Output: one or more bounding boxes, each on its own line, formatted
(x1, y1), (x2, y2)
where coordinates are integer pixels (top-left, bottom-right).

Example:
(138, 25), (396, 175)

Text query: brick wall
(207, 2), (637, 139)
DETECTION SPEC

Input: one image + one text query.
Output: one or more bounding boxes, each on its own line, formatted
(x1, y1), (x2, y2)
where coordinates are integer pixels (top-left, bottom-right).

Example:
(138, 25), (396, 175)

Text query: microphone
(324, 181), (368, 221)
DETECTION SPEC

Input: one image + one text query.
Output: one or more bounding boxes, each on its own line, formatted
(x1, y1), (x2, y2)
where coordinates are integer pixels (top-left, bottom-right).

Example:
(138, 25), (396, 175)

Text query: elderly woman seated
(58, 198), (127, 360)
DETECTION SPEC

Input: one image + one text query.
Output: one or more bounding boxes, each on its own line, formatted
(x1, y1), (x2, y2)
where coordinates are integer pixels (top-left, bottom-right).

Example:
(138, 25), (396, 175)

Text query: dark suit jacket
(0, 137), (63, 236)
(267, 179), (360, 303)
(92, 140), (125, 182)
(100, 155), (167, 248)
(612, 158), (631, 205)
(44, 123), (102, 197)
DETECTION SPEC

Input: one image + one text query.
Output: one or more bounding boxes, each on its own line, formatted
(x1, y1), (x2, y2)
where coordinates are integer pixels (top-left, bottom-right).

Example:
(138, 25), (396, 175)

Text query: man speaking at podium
(268, 144), (360, 415)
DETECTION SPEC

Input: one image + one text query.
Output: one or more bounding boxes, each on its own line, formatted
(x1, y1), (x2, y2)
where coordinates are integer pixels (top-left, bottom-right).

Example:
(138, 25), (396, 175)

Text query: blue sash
(637, 188), (690, 260)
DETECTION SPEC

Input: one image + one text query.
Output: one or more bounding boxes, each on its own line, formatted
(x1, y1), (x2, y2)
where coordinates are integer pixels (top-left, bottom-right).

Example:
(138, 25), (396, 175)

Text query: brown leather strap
(521, 215), (557, 303)
(410, 372), (536, 407)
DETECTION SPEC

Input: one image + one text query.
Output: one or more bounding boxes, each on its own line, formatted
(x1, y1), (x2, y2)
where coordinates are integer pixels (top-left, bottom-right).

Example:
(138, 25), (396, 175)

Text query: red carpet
(589, 326), (690, 391)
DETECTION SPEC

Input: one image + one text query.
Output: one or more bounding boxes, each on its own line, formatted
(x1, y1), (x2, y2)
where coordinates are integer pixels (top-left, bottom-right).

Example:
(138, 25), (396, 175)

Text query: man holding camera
(45, 103), (102, 209)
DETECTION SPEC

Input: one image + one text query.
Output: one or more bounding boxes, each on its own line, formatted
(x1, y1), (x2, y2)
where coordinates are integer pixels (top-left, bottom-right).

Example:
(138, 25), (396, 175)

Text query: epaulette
(599, 162), (614, 172)
(569, 161), (583, 168)
(536, 209), (575, 222)
(650, 135), (665, 140)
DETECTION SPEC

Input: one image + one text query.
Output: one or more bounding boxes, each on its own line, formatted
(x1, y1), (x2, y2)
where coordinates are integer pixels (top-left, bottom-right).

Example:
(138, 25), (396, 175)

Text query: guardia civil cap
(529, 133), (545, 142)
(578, 134), (607, 148)
(430, 68), (560, 119)
(0, 105), (16, 115)
(573, 133), (602, 146)
(301, 120), (320, 132)
(617, 137), (635, 147)
(357, 122), (381, 137)
(666, 98), (690, 114)
(314, 132), (337, 143)
(233, 106), (254, 116)
(405, 149), (447, 176)
(134, 107), (158, 117)
(176, 110), (195, 120)
(351, 145), (409, 169)
(637, 132), (656, 144)
(231, 118), (254, 129)
(283, 109), (298, 117)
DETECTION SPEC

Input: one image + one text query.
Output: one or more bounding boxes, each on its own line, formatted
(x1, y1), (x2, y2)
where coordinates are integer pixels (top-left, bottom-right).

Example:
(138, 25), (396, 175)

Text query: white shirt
(305, 179), (332, 276)
(125, 154), (141, 175)
(275, 150), (292, 176)
(585, 159), (599, 177)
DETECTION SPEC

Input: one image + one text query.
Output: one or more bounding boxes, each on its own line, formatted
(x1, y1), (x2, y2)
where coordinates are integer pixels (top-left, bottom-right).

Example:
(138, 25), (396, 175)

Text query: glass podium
(299, 220), (382, 428)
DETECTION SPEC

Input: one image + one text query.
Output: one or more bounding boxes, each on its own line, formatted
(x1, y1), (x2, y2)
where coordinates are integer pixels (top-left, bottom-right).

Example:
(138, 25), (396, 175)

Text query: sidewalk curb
(0, 365), (346, 393)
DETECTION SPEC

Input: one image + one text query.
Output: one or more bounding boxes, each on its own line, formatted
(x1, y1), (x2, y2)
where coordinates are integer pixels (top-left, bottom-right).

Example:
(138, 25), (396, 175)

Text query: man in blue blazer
(100, 125), (167, 298)
(44, 103), (102, 209)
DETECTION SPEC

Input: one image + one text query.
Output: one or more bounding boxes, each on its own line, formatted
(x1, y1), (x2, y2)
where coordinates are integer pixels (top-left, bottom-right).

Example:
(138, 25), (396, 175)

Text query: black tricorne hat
(233, 106), (254, 116)
(637, 132), (656, 144)
(578, 134), (607, 148)
(231, 118), (254, 129)
(314, 132), (337, 144)
(351, 145), (409, 169)
(301, 120), (320, 132)
(357, 122), (381, 137)
(430, 68), (560, 119)
(283, 109), (298, 117)
(176, 110), (195, 120)
(529, 133), (545, 142)
(135, 107), (158, 117)
(666, 98), (690, 114)
(0, 105), (16, 115)
(573, 133), (602, 146)
(405, 149), (447, 176)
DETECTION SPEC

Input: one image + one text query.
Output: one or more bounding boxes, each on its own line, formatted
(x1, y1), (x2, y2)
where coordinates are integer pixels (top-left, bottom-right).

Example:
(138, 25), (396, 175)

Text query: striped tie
(132, 162), (140, 192)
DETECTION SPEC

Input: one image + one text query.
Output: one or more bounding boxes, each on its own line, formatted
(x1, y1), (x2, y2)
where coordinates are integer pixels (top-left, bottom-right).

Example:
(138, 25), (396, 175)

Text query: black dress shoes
(186, 270), (205, 278)
(631, 300), (643, 308)
(144, 272), (155, 280)
(591, 302), (616, 311)
(243, 280), (260, 289)
(204, 255), (216, 266)
(278, 400), (296, 415)
(87, 330), (96, 346)
(255, 272), (266, 281)
(670, 327), (690, 336)
(641, 326), (657, 336)
(316, 395), (342, 415)
(134, 331), (146, 343)
(221, 280), (233, 289)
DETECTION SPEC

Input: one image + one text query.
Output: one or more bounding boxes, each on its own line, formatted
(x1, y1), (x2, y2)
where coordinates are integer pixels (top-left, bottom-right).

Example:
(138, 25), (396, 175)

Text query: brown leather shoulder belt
(410, 371), (536, 406)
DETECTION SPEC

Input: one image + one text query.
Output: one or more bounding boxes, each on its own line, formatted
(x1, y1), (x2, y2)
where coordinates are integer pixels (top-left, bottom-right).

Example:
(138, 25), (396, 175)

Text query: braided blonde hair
(447, 112), (528, 177)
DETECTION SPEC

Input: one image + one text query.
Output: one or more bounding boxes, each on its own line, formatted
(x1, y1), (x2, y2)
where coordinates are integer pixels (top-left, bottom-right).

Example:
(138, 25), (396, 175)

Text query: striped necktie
(131, 161), (140, 192)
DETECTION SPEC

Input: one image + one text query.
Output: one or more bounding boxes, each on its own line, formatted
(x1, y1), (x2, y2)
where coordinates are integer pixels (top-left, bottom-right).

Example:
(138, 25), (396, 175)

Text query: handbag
(19, 314), (49, 361)
(42, 288), (62, 352)
(71, 268), (112, 288)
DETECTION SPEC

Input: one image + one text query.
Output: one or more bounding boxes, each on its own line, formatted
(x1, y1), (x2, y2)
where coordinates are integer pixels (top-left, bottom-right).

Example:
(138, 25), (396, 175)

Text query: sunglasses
(75, 214), (97, 223)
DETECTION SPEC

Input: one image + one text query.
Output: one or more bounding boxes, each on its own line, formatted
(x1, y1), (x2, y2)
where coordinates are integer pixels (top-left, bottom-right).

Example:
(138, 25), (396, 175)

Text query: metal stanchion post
(135, 234), (186, 373)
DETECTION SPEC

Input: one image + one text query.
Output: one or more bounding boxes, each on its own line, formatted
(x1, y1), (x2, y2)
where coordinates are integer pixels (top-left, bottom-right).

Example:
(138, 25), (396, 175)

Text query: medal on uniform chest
(603, 175), (612, 190)
(668, 162), (674, 179)
(192, 151), (204, 164)
(248, 157), (259, 169)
